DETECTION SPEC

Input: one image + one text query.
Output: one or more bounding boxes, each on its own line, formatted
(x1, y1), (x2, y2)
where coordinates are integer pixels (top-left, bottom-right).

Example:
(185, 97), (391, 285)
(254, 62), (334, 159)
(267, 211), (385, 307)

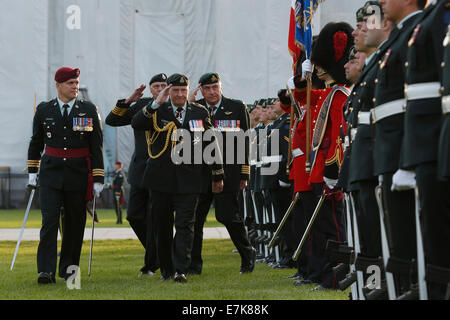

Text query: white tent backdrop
(0, 0), (364, 188)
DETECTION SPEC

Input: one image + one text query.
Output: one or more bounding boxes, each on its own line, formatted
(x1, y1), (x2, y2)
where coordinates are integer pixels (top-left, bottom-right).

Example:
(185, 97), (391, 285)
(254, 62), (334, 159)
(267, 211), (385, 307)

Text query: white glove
(28, 173), (38, 187)
(302, 59), (313, 79)
(279, 180), (291, 188)
(94, 183), (104, 197)
(391, 169), (416, 191)
(287, 76), (295, 90)
(324, 177), (338, 189)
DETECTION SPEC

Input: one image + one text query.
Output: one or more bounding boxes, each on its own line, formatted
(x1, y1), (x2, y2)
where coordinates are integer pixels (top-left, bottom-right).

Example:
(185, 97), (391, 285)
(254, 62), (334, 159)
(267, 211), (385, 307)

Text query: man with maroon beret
(27, 67), (104, 284)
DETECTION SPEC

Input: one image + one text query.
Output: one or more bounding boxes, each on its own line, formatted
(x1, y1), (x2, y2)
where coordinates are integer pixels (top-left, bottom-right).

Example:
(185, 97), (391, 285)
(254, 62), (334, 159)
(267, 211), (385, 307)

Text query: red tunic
(282, 85), (348, 188)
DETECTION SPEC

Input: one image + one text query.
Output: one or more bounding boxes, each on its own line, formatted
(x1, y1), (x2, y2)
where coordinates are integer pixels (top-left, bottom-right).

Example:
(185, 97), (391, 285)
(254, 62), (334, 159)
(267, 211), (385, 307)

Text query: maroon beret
(54, 67), (80, 83)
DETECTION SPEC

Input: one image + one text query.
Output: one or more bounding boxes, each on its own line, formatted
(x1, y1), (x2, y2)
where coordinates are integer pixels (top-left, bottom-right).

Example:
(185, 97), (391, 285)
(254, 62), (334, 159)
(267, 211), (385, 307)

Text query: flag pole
(305, 74), (312, 173)
(305, 0), (313, 174)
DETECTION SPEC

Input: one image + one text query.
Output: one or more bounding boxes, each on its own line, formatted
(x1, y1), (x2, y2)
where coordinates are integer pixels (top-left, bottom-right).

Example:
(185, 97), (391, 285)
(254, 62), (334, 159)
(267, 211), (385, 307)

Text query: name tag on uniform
(73, 118), (93, 132)
(189, 120), (205, 132)
(216, 120), (240, 132)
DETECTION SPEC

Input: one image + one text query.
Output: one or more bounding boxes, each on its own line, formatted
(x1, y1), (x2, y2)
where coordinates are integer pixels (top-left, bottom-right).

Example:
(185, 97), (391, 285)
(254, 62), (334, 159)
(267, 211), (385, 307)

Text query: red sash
(45, 146), (93, 201)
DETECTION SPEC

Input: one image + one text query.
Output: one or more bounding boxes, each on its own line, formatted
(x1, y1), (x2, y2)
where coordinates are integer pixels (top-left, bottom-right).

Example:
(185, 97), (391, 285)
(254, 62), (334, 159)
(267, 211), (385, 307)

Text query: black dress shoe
(284, 272), (303, 280)
(174, 272), (187, 283)
(160, 274), (173, 281)
(240, 248), (256, 274)
(38, 272), (56, 285)
(293, 279), (313, 286)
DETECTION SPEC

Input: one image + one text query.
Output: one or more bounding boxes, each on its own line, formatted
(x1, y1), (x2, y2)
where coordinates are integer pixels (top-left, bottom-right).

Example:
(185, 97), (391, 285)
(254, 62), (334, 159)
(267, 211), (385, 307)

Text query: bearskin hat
(310, 22), (354, 85)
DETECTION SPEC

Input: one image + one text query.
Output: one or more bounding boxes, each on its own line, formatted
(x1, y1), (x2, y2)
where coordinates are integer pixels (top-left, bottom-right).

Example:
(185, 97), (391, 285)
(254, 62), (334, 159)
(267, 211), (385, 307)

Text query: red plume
(333, 31), (348, 62)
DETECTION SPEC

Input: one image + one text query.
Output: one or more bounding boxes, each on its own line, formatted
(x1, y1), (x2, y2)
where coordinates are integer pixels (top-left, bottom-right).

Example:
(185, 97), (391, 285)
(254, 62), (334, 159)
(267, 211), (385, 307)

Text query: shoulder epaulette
(191, 102), (208, 111)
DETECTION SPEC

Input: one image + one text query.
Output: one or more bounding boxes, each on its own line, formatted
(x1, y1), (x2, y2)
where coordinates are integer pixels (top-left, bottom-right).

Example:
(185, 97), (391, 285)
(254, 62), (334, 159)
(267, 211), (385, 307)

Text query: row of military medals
(73, 117), (93, 132)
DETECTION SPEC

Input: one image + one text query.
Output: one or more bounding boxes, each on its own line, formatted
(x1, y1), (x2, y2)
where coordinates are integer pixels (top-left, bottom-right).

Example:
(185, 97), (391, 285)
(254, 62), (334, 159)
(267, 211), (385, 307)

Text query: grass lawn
(0, 239), (350, 300)
(0, 208), (222, 229)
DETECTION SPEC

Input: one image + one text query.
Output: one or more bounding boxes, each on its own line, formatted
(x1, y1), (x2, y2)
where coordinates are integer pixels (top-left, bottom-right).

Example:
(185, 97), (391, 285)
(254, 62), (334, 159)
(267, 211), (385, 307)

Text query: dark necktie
(62, 104), (69, 124)
(209, 106), (216, 118)
(176, 107), (184, 124)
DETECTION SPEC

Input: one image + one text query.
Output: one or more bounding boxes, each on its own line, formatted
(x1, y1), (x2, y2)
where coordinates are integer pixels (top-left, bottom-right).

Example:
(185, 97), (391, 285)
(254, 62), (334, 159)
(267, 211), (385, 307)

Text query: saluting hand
(188, 84), (201, 103)
(125, 84), (146, 104)
(156, 84), (172, 105)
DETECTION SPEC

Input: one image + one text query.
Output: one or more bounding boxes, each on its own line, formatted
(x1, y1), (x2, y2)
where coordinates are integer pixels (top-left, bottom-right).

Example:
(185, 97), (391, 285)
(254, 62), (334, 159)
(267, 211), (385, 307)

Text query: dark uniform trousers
(291, 190), (316, 279)
(191, 191), (253, 273)
(308, 183), (345, 288)
(269, 187), (294, 263)
(381, 173), (416, 290)
(153, 192), (198, 277)
(106, 97), (159, 273)
(126, 185), (159, 273)
(357, 180), (382, 258)
(38, 186), (86, 277)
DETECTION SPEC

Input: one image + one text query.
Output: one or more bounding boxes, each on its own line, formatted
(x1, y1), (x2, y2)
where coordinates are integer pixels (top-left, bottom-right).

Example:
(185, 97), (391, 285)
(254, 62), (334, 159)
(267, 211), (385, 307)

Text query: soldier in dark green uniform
(248, 100), (266, 256)
(372, 0), (426, 296)
(436, 19), (450, 300)
(346, 2), (393, 299)
(263, 98), (295, 269)
(187, 73), (256, 275)
(105, 73), (167, 276)
(27, 67), (104, 284)
(402, 0), (450, 300)
(132, 74), (224, 283)
(112, 161), (124, 224)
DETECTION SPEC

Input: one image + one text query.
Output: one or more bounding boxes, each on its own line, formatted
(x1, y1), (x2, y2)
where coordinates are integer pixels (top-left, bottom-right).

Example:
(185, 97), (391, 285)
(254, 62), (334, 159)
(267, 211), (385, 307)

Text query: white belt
(262, 155), (282, 164)
(250, 160), (257, 166)
(358, 111), (371, 125)
(344, 136), (350, 151)
(292, 148), (304, 159)
(405, 82), (441, 101)
(371, 99), (406, 123)
(443, 95), (450, 114)
(351, 128), (358, 141)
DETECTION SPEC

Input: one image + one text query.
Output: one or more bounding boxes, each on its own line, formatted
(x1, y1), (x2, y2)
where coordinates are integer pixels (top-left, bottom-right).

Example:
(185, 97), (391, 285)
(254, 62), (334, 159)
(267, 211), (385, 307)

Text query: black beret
(356, 7), (365, 22)
(258, 99), (267, 106)
(167, 73), (189, 86)
(247, 104), (256, 113)
(266, 98), (277, 106)
(199, 72), (220, 86)
(149, 73), (168, 85)
(363, 1), (383, 18)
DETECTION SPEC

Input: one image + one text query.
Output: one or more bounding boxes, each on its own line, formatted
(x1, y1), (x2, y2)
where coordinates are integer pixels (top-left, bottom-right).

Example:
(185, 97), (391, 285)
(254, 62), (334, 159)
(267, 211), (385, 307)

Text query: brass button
(375, 78), (378, 84)
(63, 158), (67, 161)
(64, 137), (67, 140)
(64, 148), (67, 151)
(442, 62), (445, 68)
(64, 126), (67, 129)
(405, 62), (409, 67)
(372, 98), (376, 103)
